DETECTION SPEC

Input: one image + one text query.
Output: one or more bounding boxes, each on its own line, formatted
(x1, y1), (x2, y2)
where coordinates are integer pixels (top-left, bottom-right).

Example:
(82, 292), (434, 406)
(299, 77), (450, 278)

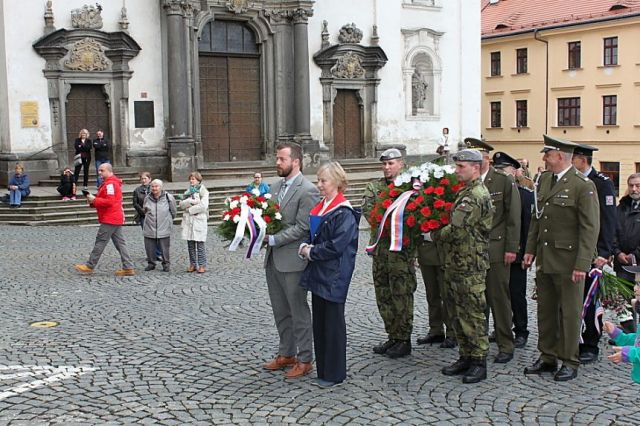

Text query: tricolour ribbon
(228, 203), (267, 259)
(365, 180), (421, 254)
(579, 268), (604, 343)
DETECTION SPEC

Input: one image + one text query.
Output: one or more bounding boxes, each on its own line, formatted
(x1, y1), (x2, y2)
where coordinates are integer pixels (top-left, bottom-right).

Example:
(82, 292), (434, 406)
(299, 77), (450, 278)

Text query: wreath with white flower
(217, 188), (283, 243)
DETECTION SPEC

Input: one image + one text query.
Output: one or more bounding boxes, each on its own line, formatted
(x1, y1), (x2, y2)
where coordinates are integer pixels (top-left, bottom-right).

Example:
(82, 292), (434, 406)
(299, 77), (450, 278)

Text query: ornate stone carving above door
(331, 52), (365, 79)
(71, 4), (103, 29)
(63, 38), (110, 71)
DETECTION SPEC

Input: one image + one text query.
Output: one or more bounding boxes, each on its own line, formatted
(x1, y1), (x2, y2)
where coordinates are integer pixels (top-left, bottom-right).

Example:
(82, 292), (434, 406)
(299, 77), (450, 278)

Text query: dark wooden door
(200, 56), (261, 162)
(333, 90), (362, 159)
(65, 84), (110, 165)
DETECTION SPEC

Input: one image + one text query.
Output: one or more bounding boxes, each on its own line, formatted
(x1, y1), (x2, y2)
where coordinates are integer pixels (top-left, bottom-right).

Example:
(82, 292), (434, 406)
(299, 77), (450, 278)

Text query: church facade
(0, 0), (480, 184)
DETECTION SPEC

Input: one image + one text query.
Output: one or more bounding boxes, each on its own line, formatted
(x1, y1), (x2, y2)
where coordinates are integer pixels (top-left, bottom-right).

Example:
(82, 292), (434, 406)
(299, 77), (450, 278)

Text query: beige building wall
(482, 17), (640, 192)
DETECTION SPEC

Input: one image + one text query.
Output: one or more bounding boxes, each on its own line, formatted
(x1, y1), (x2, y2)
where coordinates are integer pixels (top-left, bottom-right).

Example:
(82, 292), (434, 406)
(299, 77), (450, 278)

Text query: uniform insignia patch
(106, 183), (115, 195)
(606, 195), (614, 206)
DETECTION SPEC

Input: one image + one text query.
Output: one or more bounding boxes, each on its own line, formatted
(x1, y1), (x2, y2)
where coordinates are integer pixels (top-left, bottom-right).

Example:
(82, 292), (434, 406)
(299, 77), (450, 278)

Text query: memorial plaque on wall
(134, 101), (154, 128)
(20, 101), (39, 127)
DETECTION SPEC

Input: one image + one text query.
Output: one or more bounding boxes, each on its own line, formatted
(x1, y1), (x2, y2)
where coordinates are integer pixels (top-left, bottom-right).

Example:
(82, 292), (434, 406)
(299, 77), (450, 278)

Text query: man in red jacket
(75, 163), (135, 276)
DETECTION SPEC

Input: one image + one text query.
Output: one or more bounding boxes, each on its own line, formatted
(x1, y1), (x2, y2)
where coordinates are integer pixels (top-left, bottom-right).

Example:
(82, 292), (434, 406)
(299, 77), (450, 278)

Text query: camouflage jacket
(433, 178), (493, 272)
(362, 177), (391, 240)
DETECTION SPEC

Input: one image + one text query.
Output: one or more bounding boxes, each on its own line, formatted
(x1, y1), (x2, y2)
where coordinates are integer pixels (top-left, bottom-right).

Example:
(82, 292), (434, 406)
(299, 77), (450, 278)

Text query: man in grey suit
(263, 142), (320, 379)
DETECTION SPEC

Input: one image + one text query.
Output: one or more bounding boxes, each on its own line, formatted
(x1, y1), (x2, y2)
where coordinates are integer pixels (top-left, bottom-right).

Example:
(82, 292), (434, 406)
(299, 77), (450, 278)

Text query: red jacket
(91, 174), (125, 225)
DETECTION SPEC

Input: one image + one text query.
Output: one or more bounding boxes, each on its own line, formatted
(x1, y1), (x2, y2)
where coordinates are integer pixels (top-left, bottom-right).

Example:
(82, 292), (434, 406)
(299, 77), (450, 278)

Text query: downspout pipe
(533, 29), (549, 134)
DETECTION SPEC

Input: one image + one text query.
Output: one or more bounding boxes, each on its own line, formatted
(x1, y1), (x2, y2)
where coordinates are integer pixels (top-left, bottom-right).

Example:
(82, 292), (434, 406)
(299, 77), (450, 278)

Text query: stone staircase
(0, 177), (370, 227)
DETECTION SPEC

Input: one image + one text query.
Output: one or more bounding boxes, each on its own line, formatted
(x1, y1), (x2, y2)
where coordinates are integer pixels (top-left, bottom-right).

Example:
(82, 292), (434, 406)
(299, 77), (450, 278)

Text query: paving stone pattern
(0, 225), (638, 424)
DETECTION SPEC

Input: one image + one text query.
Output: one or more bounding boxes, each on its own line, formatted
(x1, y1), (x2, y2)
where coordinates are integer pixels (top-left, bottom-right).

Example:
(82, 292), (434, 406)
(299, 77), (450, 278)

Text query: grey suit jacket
(264, 173), (320, 272)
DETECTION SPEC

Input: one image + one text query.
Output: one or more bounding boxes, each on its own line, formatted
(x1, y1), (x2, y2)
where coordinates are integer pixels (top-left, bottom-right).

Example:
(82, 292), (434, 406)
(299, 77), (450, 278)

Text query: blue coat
(9, 173), (30, 196)
(299, 206), (361, 304)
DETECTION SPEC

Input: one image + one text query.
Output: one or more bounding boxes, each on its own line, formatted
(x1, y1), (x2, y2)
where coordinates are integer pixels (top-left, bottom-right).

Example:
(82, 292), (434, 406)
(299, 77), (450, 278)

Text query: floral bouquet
(579, 266), (635, 340)
(217, 189), (283, 258)
(366, 162), (463, 254)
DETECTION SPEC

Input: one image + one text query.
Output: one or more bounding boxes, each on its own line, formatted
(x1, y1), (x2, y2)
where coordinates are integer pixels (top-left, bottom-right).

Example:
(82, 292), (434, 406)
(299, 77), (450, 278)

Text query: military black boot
(441, 357), (471, 376)
(386, 340), (411, 358)
(462, 358), (487, 384)
(372, 339), (396, 355)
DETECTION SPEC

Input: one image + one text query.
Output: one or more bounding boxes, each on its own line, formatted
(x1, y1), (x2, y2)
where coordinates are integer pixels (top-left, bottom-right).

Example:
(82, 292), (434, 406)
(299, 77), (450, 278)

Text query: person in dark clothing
(493, 151), (534, 349)
(572, 144), (618, 364)
(93, 129), (111, 187)
(57, 167), (76, 200)
(613, 173), (640, 331)
(73, 129), (92, 190)
(299, 161), (360, 388)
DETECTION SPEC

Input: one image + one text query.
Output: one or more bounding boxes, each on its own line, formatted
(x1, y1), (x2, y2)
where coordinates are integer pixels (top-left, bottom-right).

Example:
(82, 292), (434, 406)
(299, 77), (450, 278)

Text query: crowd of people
(7, 131), (634, 387)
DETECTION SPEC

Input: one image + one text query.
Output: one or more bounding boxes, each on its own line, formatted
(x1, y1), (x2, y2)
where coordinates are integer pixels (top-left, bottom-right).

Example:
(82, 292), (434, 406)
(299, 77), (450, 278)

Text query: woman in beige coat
(179, 172), (209, 273)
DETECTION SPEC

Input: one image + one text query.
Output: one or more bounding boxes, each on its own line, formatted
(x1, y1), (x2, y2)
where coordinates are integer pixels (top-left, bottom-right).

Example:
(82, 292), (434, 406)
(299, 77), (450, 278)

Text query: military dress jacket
(484, 167), (521, 263)
(586, 168), (617, 259)
(525, 168), (600, 274)
(433, 178), (493, 273)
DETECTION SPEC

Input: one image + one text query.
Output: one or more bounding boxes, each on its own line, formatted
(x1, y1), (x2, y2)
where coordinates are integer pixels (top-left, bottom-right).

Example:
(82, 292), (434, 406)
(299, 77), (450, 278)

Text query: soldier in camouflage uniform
(362, 148), (417, 359)
(428, 149), (494, 384)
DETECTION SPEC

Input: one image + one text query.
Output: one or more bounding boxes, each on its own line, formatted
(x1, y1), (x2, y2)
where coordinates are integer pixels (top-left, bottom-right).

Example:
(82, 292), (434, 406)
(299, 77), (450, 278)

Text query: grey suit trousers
(265, 255), (313, 363)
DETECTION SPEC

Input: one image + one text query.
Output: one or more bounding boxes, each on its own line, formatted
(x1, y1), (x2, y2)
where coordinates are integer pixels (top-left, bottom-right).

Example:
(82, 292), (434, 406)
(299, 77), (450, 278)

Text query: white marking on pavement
(0, 365), (96, 401)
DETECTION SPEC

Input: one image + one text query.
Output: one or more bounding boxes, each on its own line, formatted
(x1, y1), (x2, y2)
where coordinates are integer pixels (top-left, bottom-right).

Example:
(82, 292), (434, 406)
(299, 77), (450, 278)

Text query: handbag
(73, 154), (82, 167)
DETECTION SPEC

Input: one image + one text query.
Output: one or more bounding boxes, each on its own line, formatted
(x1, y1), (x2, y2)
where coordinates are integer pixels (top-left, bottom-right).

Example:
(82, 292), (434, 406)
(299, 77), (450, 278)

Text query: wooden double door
(65, 84), (111, 164)
(199, 55), (261, 162)
(333, 89), (363, 159)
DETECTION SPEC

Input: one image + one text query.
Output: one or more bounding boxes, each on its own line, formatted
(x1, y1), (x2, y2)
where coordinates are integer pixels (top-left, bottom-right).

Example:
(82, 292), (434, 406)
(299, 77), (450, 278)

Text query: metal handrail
(22, 142), (66, 161)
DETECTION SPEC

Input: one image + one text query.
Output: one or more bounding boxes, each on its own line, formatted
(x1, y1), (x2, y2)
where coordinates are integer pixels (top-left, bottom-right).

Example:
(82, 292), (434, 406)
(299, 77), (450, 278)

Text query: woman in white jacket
(179, 172), (209, 273)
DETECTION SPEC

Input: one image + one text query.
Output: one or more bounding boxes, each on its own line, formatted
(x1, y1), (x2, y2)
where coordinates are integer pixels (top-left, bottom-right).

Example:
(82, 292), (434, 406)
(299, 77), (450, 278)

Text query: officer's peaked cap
(540, 134), (579, 153)
(492, 151), (521, 169)
(464, 137), (494, 152)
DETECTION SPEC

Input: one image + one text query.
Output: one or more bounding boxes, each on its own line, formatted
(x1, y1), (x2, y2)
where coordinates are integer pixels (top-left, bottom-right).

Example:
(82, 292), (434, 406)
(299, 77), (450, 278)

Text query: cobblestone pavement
(0, 225), (638, 425)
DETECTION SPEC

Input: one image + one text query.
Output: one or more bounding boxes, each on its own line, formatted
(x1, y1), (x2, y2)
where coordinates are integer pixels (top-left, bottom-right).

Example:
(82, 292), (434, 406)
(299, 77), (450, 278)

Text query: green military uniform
(525, 167), (599, 370)
(433, 178), (493, 361)
(362, 177), (418, 345)
(484, 166), (521, 355)
(417, 241), (453, 339)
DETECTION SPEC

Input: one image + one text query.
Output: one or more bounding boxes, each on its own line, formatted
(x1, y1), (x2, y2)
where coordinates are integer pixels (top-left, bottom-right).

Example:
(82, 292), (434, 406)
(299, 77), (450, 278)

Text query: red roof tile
(482, 0), (640, 37)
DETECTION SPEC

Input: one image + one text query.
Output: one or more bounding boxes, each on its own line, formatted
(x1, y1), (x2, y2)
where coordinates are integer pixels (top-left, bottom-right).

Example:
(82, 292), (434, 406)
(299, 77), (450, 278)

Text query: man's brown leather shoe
(263, 355), (296, 371)
(114, 268), (135, 277)
(74, 264), (94, 274)
(187, 265), (196, 273)
(284, 361), (313, 379)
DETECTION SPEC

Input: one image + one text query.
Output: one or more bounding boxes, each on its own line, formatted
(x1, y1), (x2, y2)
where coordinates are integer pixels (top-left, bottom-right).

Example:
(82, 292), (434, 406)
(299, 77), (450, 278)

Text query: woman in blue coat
(8, 163), (30, 207)
(298, 161), (360, 388)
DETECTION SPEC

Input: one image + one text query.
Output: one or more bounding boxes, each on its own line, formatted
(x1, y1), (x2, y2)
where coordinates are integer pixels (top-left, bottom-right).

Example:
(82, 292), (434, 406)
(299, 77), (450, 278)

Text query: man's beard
(630, 193), (640, 201)
(277, 164), (292, 178)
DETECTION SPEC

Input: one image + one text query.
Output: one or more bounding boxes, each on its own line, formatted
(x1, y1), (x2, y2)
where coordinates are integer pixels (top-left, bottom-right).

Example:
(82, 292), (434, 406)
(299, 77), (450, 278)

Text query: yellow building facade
(482, 15), (640, 192)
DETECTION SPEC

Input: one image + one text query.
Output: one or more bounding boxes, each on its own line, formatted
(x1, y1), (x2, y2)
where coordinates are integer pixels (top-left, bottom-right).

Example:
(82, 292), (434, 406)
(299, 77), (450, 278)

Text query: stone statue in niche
(411, 69), (429, 114)
(64, 38), (110, 71)
(71, 3), (103, 29)
(338, 23), (363, 44)
(331, 52), (365, 79)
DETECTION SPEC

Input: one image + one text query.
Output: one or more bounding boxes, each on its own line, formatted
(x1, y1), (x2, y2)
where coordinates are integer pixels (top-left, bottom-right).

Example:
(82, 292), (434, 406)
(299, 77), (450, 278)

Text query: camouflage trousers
(445, 270), (489, 359)
(372, 250), (417, 341)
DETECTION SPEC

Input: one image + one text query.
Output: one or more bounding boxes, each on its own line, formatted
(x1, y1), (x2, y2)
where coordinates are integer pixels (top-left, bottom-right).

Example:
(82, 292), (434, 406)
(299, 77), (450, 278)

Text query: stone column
(163, 0), (195, 181)
(292, 8), (312, 138)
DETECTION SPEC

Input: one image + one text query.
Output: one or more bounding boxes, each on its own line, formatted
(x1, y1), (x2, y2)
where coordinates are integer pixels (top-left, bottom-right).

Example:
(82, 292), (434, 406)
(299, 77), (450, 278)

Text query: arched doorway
(65, 84), (111, 165)
(198, 20), (262, 162)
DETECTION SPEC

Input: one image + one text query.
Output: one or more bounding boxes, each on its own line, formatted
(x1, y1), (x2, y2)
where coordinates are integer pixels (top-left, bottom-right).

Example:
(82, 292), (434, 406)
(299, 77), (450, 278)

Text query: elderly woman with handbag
(179, 172), (210, 273)
(298, 161), (360, 388)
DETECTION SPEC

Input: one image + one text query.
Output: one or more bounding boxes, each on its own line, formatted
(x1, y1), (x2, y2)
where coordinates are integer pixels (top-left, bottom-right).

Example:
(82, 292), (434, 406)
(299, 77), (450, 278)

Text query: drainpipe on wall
(533, 29), (549, 134)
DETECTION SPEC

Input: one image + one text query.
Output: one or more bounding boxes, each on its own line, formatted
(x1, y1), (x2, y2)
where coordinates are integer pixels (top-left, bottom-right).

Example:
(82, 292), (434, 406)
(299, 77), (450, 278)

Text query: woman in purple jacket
(298, 161), (360, 388)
